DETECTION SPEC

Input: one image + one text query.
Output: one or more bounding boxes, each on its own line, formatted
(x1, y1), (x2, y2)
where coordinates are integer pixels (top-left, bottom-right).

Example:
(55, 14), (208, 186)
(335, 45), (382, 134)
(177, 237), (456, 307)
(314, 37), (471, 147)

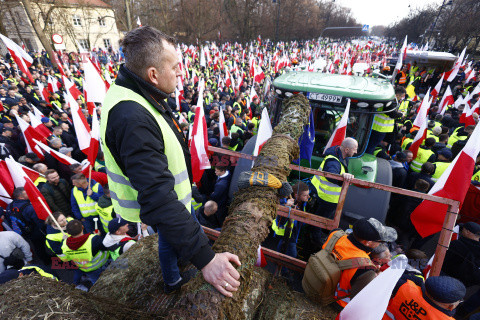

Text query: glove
(238, 171), (282, 190)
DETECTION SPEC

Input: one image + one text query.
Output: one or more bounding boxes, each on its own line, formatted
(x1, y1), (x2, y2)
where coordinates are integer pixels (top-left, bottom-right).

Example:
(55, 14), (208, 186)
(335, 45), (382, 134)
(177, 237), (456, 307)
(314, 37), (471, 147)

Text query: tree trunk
(21, 0), (60, 70)
(167, 94), (311, 319)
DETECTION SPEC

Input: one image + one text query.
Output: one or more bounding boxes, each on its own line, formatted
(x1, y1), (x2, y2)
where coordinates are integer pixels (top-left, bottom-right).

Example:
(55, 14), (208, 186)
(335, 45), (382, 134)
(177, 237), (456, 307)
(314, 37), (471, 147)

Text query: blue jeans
(82, 216), (97, 234)
(157, 205), (202, 285)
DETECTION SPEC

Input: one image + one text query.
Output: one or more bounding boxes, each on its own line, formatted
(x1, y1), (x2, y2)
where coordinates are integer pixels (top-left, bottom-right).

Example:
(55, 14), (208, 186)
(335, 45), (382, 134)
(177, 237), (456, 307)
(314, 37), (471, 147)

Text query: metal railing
(206, 146), (460, 277)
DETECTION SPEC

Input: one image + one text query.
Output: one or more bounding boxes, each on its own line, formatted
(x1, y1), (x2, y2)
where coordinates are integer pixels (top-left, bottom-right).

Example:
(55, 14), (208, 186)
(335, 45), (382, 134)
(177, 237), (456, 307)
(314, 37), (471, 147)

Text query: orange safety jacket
(398, 71), (407, 85)
(383, 280), (455, 320)
(322, 231), (372, 307)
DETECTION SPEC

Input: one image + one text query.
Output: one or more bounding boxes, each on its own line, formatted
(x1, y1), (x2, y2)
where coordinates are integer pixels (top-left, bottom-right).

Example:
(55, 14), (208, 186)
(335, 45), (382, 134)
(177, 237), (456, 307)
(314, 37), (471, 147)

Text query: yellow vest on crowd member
(73, 183), (100, 218)
(100, 84), (192, 223)
(410, 148), (434, 173)
(19, 266), (58, 281)
(402, 137), (413, 150)
(372, 112), (394, 133)
(34, 176), (47, 187)
(311, 155), (346, 203)
(61, 234), (109, 272)
(95, 202), (114, 233)
(472, 168), (480, 182)
(45, 217), (73, 257)
(432, 162), (450, 182)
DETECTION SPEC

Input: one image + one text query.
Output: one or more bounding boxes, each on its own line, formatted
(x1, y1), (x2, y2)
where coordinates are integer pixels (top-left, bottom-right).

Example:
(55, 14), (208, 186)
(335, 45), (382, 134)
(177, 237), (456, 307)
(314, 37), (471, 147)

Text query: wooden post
(88, 165), (92, 192)
(430, 202), (460, 277)
(332, 180), (351, 229)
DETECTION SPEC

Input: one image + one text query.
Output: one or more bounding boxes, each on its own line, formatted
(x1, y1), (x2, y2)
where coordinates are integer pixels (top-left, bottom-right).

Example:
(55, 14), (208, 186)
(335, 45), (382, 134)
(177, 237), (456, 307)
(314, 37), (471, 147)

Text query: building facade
(1, 0), (121, 53)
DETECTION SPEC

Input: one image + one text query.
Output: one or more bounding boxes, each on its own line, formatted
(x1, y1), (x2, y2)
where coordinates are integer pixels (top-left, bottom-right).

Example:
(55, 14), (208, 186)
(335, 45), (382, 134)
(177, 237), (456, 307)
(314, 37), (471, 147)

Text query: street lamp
(427, 0), (453, 45)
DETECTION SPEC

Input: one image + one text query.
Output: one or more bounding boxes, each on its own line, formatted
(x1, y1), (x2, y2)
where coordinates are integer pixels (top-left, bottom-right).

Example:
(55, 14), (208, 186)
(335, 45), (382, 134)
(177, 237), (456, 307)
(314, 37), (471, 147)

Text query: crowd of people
(0, 27), (479, 318)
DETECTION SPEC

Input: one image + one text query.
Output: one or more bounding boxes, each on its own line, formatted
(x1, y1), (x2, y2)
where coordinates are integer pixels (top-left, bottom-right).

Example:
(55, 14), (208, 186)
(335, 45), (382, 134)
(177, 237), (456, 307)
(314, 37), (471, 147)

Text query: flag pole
(88, 165), (92, 192)
(38, 196), (66, 237)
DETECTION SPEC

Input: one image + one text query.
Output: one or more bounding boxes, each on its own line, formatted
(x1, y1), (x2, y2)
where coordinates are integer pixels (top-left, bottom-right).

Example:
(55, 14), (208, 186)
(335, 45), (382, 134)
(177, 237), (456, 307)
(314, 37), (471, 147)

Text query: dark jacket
(405, 171), (435, 191)
(442, 236), (480, 287)
(7, 200), (44, 238)
(41, 179), (72, 216)
(389, 160), (407, 188)
(322, 146), (348, 186)
(209, 171), (231, 227)
(104, 65), (214, 269)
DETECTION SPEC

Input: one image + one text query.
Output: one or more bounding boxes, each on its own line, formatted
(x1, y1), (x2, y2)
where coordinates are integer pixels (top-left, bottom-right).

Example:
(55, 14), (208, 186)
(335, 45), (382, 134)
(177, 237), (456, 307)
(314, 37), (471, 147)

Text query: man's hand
(201, 252), (241, 297)
(86, 188), (93, 196)
(342, 173), (354, 183)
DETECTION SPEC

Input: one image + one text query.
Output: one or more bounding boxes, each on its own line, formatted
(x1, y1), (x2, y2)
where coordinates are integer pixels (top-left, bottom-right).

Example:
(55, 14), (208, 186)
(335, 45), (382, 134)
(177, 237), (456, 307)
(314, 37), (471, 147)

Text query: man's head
(49, 137), (62, 150)
(45, 169), (60, 186)
(121, 26), (179, 94)
(70, 163), (82, 174)
(24, 152), (40, 164)
(394, 151), (407, 163)
(66, 219), (84, 237)
(394, 86), (406, 101)
(214, 166), (228, 176)
(460, 222), (480, 241)
(352, 218), (397, 249)
(340, 138), (358, 158)
(414, 179), (430, 193)
(12, 187), (28, 200)
(370, 243), (391, 268)
(108, 217), (130, 235)
(405, 150), (413, 163)
(437, 148), (452, 162)
(204, 200), (218, 216)
(420, 162), (435, 176)
(2, 127), (12, 137)
(53, 126), (63, 137)
(424, 276), (465, 311)
(71, 173), (88, 189)
(33, 163), (48, 175)
(424, 137), (436, 149)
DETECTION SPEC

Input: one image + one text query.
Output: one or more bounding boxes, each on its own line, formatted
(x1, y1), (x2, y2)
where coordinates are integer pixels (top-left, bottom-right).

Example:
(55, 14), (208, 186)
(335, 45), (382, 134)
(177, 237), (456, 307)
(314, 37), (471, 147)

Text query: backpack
(4, 203), (31, 236)
(302, 230), (374, 305)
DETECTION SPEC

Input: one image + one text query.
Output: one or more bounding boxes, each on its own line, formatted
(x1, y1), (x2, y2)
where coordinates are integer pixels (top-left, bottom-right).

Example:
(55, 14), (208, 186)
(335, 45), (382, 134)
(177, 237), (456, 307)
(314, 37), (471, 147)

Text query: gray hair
(49, 138), (62, 148)
(120, 26), (176, 78)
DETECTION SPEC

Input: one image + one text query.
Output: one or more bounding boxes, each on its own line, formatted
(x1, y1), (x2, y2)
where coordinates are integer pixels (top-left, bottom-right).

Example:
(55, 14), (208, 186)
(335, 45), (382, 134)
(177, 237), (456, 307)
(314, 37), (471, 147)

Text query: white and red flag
(253, 108), (273, 157)
(36, 81), (50, 103)
(218, 109), (228, 143)
(412, 88), (431, 129)
(190, 79), (211, 183)
(445, 47), (466, 82)
(0, 160), (14, 208)
(394, 36), (408, 71)
(27, 111), (51, 141)
(47, 76), (60, 93)
(34, 139), (80, 166)
(325, 99), (351, 151)
(15, 115), (44, 160)
(5, 157), (50, 220)
(439, 86), (454, 115)
(84, 58), (108, 115)
(88, 108), (100, 166)
(62, 75), (83, 101)
(409, 116), (428, 159)
(464, 99), (479, 127)
(253, 64), (265, 83)
(411, 122), (480, 237)
(0, 33), (34, 83)
(68, 93), (92, 156)
(430, 74), (443, 103)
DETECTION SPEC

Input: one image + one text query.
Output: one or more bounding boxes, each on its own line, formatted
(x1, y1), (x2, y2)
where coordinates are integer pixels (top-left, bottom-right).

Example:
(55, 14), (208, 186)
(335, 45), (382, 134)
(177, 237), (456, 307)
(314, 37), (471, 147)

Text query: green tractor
(270, 72), (398, 224)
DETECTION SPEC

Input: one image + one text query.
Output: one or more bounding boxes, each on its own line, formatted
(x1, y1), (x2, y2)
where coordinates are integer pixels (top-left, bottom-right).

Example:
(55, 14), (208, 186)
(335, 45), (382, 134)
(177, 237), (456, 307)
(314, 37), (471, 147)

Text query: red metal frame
(207, 146), (460, 276)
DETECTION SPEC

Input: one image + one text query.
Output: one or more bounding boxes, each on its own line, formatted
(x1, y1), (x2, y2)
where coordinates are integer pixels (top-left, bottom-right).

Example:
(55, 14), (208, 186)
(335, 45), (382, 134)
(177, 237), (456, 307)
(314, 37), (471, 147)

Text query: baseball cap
(108, 217), (129, 234)
(462, 221), (480, 235)
(41, 117), (50, 123)
(425, 276), (466, 304)
(437, 148), (452, 160)
(353, 218), (397, 242)
(59, 147), (73, 155)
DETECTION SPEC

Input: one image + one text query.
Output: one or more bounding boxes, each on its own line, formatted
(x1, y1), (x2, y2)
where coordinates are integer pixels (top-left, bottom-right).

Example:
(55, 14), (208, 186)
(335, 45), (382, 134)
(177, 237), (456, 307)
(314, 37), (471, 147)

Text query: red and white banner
(325, 99), (350, 151)
(253, 108), (273, 157)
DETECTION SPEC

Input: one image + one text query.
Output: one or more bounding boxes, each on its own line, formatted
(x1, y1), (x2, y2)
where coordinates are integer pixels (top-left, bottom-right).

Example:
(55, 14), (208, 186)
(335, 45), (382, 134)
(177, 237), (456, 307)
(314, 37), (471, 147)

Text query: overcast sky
(335, 0), (444, 27)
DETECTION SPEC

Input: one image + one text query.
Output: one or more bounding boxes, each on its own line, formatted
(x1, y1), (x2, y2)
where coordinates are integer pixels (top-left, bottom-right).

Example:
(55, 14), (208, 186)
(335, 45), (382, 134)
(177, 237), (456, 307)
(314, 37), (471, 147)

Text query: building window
(98, 17), (106, 26)
(103, 39), (111, 48)
(78, 39), (89, 51)
(15, 12), (24, 26)
(73, 15), (82, 26)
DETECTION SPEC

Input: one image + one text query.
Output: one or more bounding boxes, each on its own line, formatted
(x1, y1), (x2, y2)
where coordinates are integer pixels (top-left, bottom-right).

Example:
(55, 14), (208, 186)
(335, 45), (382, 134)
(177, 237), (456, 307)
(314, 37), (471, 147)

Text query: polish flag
(0, 160), (14, 208)
(5, 157), (50, 220)
(412, 88), (431, 129)
(0, 33), (34, 83)
(250, 86), (259, 101)
(15, 115), (44, 160)
(27, 111), (51, 140)
(445, 47), (466, 82)
(175, 88), (182, 112)
(325, 99), (351, 151)
(84, 58), (108, 115)
(219, 109), (228, 143)
(34, 139), (80, 166)
(465, 68), (475, 84)
(459, 101), (469, 124)
(62, 75), (83, 101)
(430, 74), (443, 103)
(439, 86), (454, 115)
(394, 36), (408, 71)
(255, 245), (267, 268)
(409, 115), (428, 159)
(411, 122), (480, 237)
(253, 108), (273, 157)
(338, 256), (407, 320)
(37, 81), (50, 103)
(464, 99), (479, 127)
(68, 93), (92, 155)
(190, 79), (211, 183)
(422, 226), (460, 278)
(0, 101), (4, 113)
(88, 108), (100, 166)
(254, 64), (265, 83)
(47, 75), (61, 93)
